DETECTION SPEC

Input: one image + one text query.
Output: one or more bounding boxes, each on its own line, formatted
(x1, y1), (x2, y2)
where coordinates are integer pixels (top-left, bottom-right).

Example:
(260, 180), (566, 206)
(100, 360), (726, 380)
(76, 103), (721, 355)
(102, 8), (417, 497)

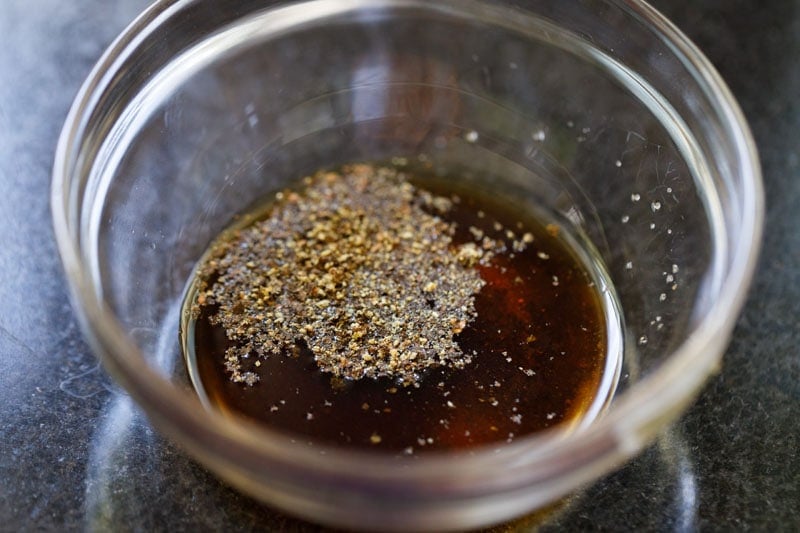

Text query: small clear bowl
(52, 1), (763, 530)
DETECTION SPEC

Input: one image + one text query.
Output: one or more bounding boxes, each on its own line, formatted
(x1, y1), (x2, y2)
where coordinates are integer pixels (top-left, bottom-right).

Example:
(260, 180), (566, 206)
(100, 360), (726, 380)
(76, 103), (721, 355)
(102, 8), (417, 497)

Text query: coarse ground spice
(193, 164), (511, 386)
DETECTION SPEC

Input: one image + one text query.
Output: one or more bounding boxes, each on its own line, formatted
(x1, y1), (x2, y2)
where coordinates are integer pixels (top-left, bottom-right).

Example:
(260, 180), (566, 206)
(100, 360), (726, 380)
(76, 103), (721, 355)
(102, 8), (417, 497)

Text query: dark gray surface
(0, 0), (797, 530)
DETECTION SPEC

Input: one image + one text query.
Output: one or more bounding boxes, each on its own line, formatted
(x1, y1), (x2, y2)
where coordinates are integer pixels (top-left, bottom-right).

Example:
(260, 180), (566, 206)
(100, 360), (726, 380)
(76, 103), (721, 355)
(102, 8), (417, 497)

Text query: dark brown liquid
(188, 180), (609, 453)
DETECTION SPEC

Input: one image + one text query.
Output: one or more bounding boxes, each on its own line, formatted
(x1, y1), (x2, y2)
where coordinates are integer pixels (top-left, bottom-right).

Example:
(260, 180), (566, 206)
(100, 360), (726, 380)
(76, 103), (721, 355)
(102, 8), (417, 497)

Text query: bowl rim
(51, 0), (764, 524)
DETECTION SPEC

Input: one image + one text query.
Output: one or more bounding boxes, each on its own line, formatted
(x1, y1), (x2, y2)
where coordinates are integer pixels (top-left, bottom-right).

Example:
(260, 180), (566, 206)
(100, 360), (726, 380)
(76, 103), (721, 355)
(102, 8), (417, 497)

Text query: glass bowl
(52, 0), (763, 530)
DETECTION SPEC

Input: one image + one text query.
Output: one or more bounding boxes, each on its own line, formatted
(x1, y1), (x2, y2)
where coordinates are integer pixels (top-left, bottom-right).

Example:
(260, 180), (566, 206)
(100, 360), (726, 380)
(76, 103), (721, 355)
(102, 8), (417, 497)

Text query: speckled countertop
(1, 1), (797, 530)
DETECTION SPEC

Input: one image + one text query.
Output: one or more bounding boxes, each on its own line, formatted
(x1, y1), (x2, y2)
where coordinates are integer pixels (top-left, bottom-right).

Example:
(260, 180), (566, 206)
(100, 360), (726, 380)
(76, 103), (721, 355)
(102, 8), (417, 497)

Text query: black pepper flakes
(194, 164), (500, 386)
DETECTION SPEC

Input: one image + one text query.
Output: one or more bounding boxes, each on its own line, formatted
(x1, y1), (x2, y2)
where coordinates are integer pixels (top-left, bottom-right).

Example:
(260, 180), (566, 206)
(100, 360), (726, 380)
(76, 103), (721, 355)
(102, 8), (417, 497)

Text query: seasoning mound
(194, 164), (499, 386)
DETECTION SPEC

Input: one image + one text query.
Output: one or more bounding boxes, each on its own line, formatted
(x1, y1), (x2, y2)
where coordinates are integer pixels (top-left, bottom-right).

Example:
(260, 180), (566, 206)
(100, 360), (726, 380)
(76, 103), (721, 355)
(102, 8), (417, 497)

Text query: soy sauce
(182, 167), (617, 454)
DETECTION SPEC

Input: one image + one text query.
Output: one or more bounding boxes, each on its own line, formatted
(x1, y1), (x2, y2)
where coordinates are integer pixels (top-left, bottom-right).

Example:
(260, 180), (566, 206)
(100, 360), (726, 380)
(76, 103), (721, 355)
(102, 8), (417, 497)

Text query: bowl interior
(91, 1), (714, 388)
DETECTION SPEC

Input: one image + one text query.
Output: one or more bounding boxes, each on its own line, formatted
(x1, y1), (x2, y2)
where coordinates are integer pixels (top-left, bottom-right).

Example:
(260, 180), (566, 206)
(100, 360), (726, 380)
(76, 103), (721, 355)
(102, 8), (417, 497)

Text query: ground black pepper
(193, 164), (509, 386)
